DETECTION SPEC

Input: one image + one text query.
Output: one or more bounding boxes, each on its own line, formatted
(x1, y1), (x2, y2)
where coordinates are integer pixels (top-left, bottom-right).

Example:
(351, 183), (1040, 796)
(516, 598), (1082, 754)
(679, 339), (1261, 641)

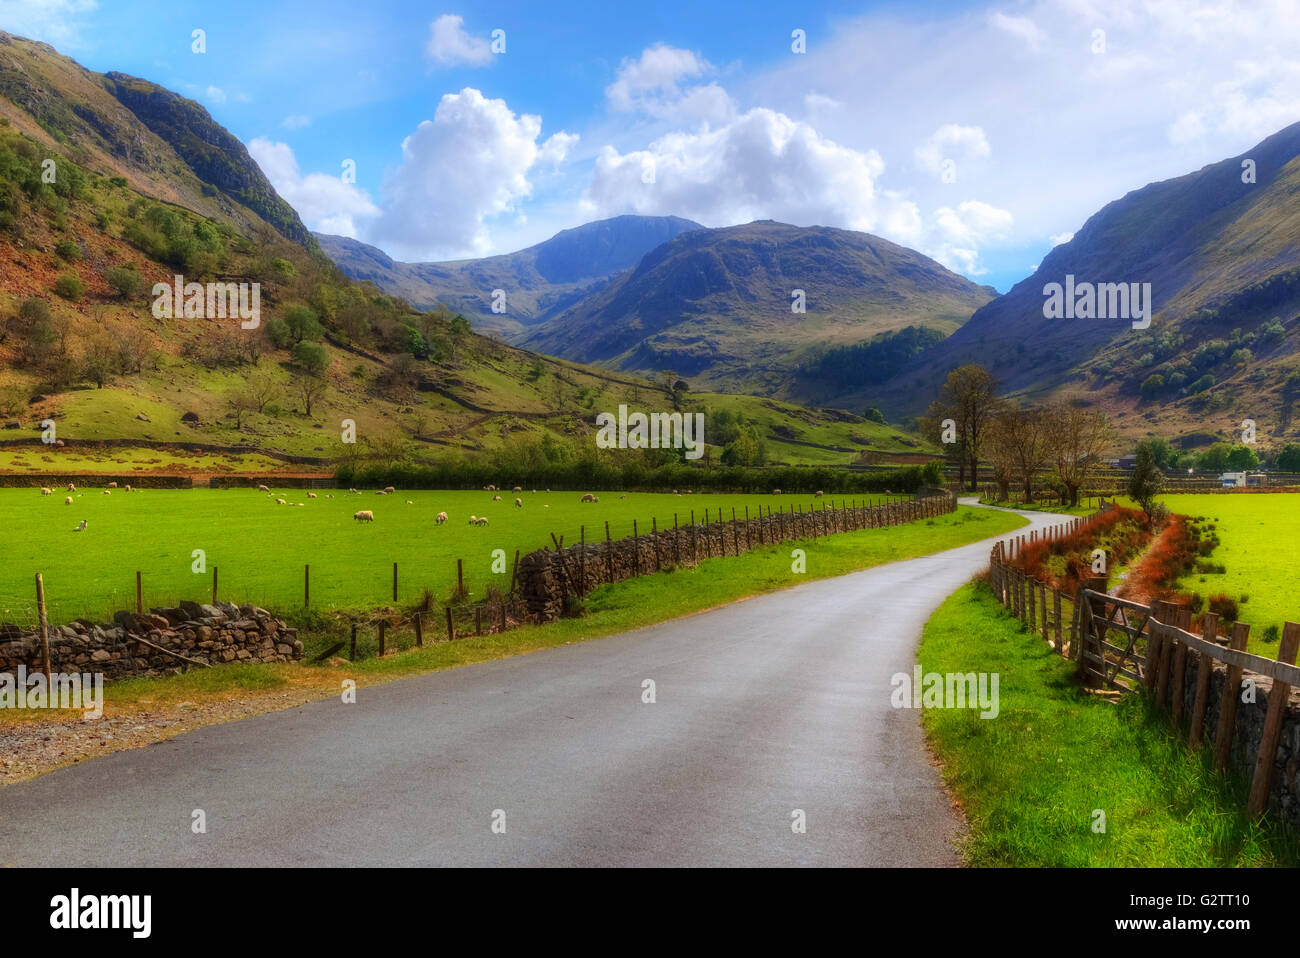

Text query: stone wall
(1170, 654), (1300, 825)
(0, 475), (194, 488)
(0, 601), (303, 681)
(517, 492), (956, 621)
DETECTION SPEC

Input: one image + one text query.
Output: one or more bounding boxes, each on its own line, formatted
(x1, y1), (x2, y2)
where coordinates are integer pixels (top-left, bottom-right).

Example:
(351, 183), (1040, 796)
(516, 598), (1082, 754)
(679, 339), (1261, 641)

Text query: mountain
(316, 215), (702, 339)
(0, 31), (311, 247)
(0, 31), (927, 476)
(520, 221), (996, 398)
(873, 121), (1300, 445)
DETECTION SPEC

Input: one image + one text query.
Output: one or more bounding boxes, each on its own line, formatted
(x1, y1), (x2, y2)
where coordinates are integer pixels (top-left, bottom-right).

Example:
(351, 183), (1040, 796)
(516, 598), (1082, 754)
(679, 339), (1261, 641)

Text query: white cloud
(605, 44), (735, 125)
(369, 88), (576, 259)
(282, 114), (312, 130)
(927, 200), (1014, 274)
(248, 138), (380, 239)
(426, 13), (492, 67)
(914, 124), (991, 176)
(1049, 231), (1074, 246)
(0, 0), (97, 47)
(204, 85), (227, 105)
(989, 11), (1045, 52)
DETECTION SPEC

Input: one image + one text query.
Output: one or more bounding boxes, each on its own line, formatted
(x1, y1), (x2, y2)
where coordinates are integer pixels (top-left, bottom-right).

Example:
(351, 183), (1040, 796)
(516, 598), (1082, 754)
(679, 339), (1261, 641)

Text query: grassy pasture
(0, 487), (912, 625)
(1107, 493), (1300, 653)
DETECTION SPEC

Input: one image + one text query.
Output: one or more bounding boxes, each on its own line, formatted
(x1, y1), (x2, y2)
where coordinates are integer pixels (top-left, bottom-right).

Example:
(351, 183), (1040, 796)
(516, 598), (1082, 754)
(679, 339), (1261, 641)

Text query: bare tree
(928, 364), (999, 491)
(1043, 401), (1115, 507)
(226, 391), (258, 431)
(245, 366), (282, 413)
(294, 371), (327, 418)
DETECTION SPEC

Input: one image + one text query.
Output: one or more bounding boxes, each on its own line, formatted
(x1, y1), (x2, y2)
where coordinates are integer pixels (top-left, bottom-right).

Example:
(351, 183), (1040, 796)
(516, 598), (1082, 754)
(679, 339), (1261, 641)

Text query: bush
(105, 265), (143, 298)
(54, 240), (80, 262)
(1139, 374), (1164, 399)
(53, 274), (83, 300)
(1207, 593), (1239, 623)
(292, 340), (329, 375)
(265, 317), (292, 350)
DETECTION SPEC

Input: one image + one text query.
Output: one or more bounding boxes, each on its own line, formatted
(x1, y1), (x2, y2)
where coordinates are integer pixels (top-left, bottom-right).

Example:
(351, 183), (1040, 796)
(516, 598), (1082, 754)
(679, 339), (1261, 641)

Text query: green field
(0, 487), (911, 625)
(920, 583), (1297, 866)
(1108, 493), (1300, 652)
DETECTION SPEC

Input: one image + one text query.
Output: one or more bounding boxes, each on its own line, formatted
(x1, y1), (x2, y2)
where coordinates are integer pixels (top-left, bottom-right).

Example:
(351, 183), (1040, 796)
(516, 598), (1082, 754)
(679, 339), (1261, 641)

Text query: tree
(292, 340), (329, 376)
(226, 391), (257, 431)
(294, 371), (327, 418)
(1043, 402), (1114, 507)
(1276, 443), (1300, 472)
(1197, 443), (1232, 472)
(284, 305), (323, 344)
(245, 366), (283, 413)
(864, 407), (886, 425)
(1135, 437), (1175, 471)
(105, 265), (143, 298)
(926, 364), (999, 491)
(1226, 443), (1259, 471)
(984, 413), (1017, 501)
(1140, 374), (1164, 399)
(1128, 443), (1164, 520)
(992, 405), (1050, 501)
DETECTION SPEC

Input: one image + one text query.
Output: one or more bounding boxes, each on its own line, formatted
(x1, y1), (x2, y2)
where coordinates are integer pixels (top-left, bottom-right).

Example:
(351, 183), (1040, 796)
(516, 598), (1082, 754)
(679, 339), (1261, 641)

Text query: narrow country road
(0, 501), (1062, 867)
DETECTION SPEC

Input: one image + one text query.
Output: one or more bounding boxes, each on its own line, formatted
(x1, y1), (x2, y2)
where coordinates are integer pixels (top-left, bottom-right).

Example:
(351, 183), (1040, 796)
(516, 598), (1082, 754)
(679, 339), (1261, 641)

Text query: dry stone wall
(517, 491), (956, 621)
(0, 601), (303, 680)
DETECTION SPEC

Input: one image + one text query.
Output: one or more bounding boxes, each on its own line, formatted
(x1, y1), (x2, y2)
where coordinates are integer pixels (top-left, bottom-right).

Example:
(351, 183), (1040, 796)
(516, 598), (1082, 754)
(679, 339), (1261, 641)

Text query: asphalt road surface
(0, 501), (1062, 867)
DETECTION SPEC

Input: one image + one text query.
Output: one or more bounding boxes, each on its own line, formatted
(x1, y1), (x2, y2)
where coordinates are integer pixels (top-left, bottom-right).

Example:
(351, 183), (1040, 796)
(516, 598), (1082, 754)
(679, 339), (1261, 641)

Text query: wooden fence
(988, 521), (1300, 818)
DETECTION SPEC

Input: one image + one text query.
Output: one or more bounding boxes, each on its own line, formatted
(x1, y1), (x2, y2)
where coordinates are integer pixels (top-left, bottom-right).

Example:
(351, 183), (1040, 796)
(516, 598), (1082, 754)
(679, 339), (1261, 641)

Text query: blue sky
(4, 0), (1300, 293)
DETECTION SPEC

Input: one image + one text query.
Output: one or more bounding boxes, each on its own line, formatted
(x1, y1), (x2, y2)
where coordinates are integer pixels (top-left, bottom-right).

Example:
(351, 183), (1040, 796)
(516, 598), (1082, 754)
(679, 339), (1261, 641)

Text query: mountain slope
(316, 214), (702, 339)
(520, 220), (995, 397)
(873, 121), (1300, 444)
(0, 30), (310, 248)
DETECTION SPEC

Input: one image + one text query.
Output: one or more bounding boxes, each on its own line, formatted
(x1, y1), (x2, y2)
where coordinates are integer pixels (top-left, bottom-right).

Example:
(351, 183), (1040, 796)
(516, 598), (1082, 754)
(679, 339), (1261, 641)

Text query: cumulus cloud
(584, 106), (918, 239)
(369, 88), (576, 259)
(927, 200), (1014, 275)
(1049, 231), (1074, 247)
(426, 13), (493, 67)
(914, 124), (991, 176)
(204, 85), (227, 105)
(248, 138), (380, 238)
(282, 114), (311, 130)
(606, 43), (735, 125)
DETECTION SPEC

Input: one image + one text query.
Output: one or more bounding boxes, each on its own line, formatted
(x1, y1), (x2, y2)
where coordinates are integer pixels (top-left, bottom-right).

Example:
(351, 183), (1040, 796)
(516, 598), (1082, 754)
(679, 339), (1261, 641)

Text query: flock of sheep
(40, 481), (135, 530)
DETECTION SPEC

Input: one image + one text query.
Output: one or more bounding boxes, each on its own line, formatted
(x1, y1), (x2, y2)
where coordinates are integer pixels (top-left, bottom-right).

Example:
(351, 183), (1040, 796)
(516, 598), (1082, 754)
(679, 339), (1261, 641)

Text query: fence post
(1213, 622), (1251, 772)
(458, 558), (465, 597)
(1171, 606), (1193, 720)
(136, 570), (142, 615)
(1145, 600), (1167, 692)
(1039, 581), (1049, 641)
(212, 566), (218, 604)
(1155, 604), (1178, 708)
(1027, 574), (1036, 627)
(414, 611), (423, 647)
(35, 573), (51, 686)
(393, 562), (398, 602)
(446, 606), (455, 642)
(1248, 623), (1300, 816)
(1053, 588), (1063, 653)
(475, 607), (482, 636)
(1188, 612), (1218, 748)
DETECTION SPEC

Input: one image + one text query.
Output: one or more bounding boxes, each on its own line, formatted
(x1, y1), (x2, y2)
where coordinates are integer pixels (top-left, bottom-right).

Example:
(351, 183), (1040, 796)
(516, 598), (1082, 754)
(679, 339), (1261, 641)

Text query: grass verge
(919, 581), (1298, 866)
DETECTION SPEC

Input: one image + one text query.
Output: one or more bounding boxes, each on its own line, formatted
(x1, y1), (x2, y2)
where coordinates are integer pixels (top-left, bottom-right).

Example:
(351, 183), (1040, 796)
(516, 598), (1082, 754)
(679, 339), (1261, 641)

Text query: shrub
(54, 239), (80, 262)
(53, 274), (83, 300)
(1263, 625), (1280, 643)
(1207, 593), (1239, 623)
(104, 265), (143, 298)
(1139, 374), (1164, 398)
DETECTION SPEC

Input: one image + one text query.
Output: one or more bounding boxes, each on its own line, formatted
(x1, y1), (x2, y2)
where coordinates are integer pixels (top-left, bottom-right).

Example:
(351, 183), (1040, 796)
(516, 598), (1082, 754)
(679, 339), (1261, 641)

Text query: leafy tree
(292, 340), (329, 376)
(1128, 443), (1164, 520)
(1276, 443), (1300, 472)
(1197, 443), (1232, 472)
(1043, 402), (1114, 507)
(284, 305), (323, 344)
(265, 317), (292, 350)
(1139, 374), (1164, 399)
(864, 407), (886, 425)
(925, 364), (999, 491)
(1225, 443), (1259, 471)
(1135, 437), (1175, 471)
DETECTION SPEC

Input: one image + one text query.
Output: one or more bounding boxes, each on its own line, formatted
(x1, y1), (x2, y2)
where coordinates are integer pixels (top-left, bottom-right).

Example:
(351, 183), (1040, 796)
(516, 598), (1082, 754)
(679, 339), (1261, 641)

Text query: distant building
(1219, 472), (1245, 487)
(1115, 454), (1138, 470)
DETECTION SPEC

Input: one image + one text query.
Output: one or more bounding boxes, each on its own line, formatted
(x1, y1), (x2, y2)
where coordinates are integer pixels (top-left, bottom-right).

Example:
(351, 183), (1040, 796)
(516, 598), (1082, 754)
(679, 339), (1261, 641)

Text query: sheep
(815, 490), (824, 498)
(474, 516), (489, 526)
(406, 499), (413, 505)
(326, 495), (334, 499)
(349, 487), (359, 494)
(619, 494), (627, 499)
(383, 486), (396, 494)
(67, 483), (75, 492)
(353, 510), (375, 522)
(307, 492), (318, 499)
(487, 484), (497, 491)
(40, 487), (51, 495)
(515, 498), (522, 507)
(772, 488), (782, 495)
(275, 498), (286, 505)
(102, 490), (111, 496)
(107, 482), (117, 489)
(125, 484), (133, 493)
(580, 493), (598, 502)
(436, 511), (448, 524)
(74, 519), (87, 532)
(257, 484), (270, 493)
(64, 496), (73, 505)
(376, 490), (387, 496)
(512, 486), (522, 492)
(468, 515), (479, 524)
(492, 494), (502, 501)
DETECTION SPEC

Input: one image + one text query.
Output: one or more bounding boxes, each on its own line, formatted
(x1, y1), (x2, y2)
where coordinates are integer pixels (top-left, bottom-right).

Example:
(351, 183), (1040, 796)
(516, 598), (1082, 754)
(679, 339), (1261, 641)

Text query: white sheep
(102, 489), (111, 496)
(64, 496), (73, 505)
(40, 487), (51, 495)
(436, 511), (448, 524)
(276, 498), (286, 505)
(512, 486), (522, 492)
(67, 483), (75, 492)
(383, 486), (396, 494)
(74, 519), (86, 532)
(580, 493), (598, 502)
(515, 498), (522, 507)
(349, 487), (359, 494)
(475, 516), (489, 525)
(815, 490), (824, 498)
(307, 492), (317, 499)
(619, 494), (627, 499)
(492, 494), (502, 501)
(468, 515), (478, 524)
(107, 482), (117, 489)
(125, 484), (132, 492)
(354, 510), (375, 522)
(257, 484), (270, 493)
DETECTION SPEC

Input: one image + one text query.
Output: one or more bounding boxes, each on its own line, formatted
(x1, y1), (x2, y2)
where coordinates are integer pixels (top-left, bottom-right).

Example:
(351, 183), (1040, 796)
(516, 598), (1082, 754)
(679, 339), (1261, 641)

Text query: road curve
(0, 501), (1062, 867)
